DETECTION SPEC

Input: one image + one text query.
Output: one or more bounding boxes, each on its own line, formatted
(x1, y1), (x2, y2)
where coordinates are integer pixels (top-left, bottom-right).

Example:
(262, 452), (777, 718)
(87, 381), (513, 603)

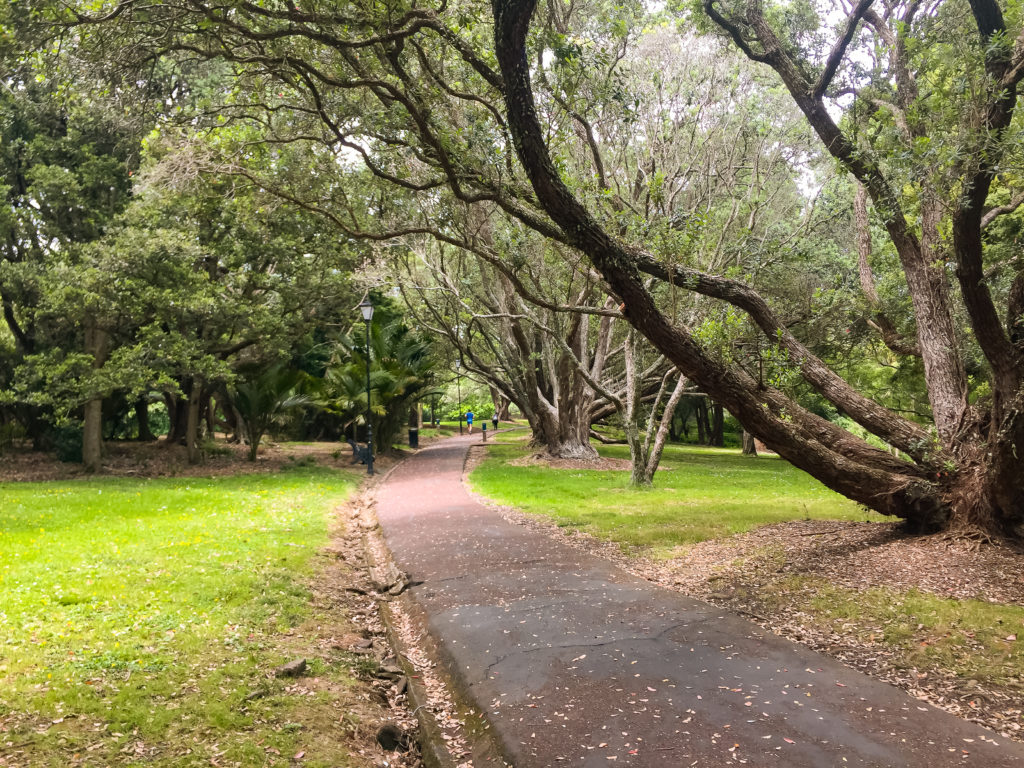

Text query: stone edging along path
(372, 435), (1024, 767)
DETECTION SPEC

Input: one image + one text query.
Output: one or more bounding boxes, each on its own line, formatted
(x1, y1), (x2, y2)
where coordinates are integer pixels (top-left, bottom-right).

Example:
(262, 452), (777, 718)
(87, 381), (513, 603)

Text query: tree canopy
(5, 0), (1024, 535)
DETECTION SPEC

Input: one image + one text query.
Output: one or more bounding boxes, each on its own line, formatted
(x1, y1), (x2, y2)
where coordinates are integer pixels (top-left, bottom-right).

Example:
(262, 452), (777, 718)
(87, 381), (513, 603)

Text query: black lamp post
(456, 359), (463, 436)
(359, 298), (375, 476)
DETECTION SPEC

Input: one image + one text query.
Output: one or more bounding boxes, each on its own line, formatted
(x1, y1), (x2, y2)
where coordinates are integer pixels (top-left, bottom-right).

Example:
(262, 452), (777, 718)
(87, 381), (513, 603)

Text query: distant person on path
(491, 413), (499, 431)
(466, 410), (474, 434)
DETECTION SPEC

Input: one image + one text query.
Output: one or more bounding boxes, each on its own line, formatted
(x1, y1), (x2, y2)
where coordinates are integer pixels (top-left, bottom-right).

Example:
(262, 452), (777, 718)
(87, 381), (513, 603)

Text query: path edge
(365, 442), (513, 767)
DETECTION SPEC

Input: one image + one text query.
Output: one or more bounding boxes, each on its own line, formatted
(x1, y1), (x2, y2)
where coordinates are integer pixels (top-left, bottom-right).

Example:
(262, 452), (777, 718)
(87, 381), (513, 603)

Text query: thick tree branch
(813, 0), (874, 99)
(982, 191), (1024, 229)
(493, 0), (942, 521)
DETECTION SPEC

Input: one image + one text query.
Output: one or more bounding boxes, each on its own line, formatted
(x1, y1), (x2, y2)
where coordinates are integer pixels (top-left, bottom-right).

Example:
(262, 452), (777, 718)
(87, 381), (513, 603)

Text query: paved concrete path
(374, 436), (1024, 767)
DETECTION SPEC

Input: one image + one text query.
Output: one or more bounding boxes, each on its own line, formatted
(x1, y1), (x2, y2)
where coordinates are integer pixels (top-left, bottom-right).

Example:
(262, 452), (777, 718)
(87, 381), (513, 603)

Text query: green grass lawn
(417, 423), (458, 440)
(469, 442), (882, 553)
(0, 466), (365, 767)
(794, 580), (1024, 689)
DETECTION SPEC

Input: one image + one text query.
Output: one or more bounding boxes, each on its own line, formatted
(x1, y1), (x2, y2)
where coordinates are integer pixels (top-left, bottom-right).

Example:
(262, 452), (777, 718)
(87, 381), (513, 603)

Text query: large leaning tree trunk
(700, 0), (1024, 533)
(492, 0), (1024, 536)
(66, 0), (1021, 534)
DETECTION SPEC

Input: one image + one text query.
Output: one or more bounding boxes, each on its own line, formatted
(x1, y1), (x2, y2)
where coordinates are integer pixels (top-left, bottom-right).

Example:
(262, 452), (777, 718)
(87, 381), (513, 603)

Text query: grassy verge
(0, 466), (374, 767)
(417, 424), (458, 440)
(762, 576), (1024, 690)
(468, 442), (879, 552)
(468, 440), (1023, 729)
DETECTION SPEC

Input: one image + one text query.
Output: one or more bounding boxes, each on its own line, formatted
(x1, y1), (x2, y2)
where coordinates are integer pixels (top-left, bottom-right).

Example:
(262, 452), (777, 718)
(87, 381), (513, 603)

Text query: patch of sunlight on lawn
(0, 466), (357, 766)
(469, 442), (882, 554)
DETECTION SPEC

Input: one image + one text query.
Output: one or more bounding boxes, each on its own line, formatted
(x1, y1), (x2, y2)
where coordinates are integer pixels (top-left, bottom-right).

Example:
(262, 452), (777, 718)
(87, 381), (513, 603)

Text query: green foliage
(319, 299), (438, 452)
(232, 362), (310, 460)
(439, 385), (496, 421)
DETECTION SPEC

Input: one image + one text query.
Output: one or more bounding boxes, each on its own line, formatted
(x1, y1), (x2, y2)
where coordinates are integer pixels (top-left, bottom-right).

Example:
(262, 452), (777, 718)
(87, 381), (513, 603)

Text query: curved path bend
(374, 435), (1024, 768)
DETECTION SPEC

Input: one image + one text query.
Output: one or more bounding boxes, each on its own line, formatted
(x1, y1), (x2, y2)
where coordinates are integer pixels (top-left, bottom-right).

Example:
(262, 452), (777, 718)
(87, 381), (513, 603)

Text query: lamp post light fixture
(456, 359), (463, 436)
(359, 298), (375, 476)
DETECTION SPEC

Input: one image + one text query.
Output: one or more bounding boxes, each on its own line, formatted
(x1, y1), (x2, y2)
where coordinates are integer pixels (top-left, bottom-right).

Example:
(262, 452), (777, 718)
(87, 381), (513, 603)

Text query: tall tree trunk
(82, 322), (109, 472)
(164, 393), (177, 441)
(854, 184), (920, 356)
(216, 385), (243, 443)
(695, 398), (708, 445)
(136, 398), (156, 442)
(623, 329), (650, 486)
(186, 379), (203, 465)
(710, 403), (724, 447)
(670, 413), (683, 441)
(166, 385), (191, 444)
(204, 391), (216, 437)
(643, 375), (689, 484)
(552, 314), (599, 460)
(489, 385), (511, 420)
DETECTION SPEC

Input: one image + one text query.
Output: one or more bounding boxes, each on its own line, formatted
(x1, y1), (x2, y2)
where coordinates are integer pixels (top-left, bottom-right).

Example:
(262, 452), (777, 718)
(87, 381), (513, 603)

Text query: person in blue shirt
(465, 410), (474, 434)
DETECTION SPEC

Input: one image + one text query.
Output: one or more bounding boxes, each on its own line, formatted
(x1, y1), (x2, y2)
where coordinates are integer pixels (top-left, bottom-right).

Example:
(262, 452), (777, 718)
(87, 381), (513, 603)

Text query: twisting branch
(813, 0), (875, 99)
(982, 190), (1024, 229)
(493, 0), (942, 520)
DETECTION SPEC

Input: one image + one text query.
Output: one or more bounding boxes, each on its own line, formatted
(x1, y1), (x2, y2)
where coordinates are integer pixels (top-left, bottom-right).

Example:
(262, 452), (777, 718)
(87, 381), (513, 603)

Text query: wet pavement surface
(374, 436), (1024, 767)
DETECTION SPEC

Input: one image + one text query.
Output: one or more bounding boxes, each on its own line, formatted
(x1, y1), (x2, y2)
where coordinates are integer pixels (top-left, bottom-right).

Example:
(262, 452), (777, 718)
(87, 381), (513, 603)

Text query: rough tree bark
(853, 184), (920, 357)
(489, 386), (511, 420)
(186, 379), (203, 465)
(82, 321), (109, 472)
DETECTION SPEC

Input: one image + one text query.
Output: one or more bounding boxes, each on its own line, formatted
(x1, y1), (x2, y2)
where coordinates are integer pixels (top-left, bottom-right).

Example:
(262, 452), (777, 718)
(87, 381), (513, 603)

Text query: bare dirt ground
(314, 502), (426, 768)
(507, 453), (670, 471)
(0, 439), (405, 483)
(479, 491), (1024, 743)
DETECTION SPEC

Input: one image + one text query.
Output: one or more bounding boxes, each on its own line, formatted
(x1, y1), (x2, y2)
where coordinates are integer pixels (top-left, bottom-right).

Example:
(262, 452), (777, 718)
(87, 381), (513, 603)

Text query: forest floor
(0, 457), (422, 768)
(467, 439), (1024, 744)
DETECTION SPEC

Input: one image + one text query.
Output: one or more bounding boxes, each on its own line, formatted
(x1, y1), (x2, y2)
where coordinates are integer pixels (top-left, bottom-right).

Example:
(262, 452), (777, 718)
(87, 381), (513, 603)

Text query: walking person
(491, 412), (499, 431)
(466, 409), (474, 434)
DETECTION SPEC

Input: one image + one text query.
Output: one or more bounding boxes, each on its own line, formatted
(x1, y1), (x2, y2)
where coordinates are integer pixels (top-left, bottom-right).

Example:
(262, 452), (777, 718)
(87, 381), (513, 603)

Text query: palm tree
(232, 362), (309, 461)
(320, 317), (437, 454)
